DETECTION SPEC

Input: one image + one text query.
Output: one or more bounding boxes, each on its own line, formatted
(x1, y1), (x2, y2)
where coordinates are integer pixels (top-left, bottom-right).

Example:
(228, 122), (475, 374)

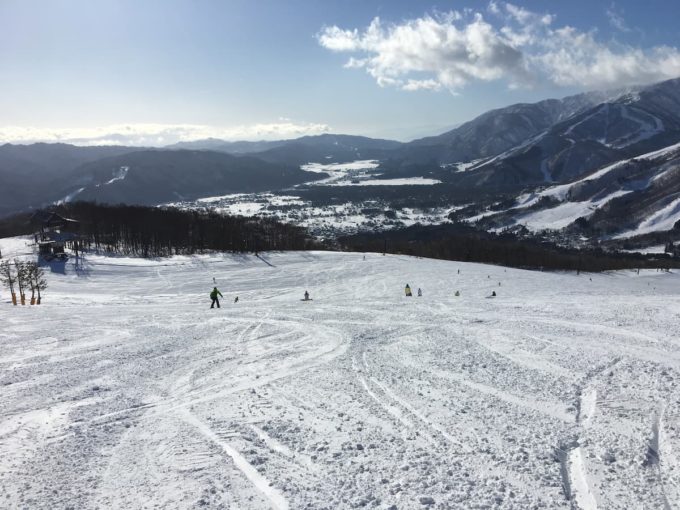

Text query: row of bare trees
(55, 202), (319, 257)
(0, 259), (47, 305)
(340, 224), (680, 272)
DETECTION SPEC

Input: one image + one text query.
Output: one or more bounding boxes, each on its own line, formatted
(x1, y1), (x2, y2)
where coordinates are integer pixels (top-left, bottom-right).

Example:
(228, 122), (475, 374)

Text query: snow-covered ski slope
(2, 237), (680, 509)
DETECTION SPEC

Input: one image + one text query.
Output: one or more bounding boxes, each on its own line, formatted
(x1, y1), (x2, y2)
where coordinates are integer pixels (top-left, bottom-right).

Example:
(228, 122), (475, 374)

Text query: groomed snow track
(1, 239), (680, 508)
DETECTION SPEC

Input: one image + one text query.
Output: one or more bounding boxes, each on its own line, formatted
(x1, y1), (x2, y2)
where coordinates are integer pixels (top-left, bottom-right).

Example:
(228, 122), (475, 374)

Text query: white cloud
(0, 121), (331, 146)
(318, 2), (680, 92)
(319, 13), (529, 92)
(536, 29), (680, 88)
(403, 79), (443, 91)
(606, 3), (631, 33)
(317, 26), (362, 51)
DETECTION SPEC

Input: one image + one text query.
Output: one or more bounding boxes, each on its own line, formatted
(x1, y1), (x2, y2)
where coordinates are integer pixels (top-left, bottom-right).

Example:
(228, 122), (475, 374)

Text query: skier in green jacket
(210, 287), (223, 308)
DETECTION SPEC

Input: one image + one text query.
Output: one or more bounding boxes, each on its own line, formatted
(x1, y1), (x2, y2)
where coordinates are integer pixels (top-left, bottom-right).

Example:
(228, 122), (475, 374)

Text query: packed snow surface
(301, 160), (381, 174)
(330, 177), (442, 186)
(615, 196), (680, 239)
(56, 187), (85, 205)
(301, 160), (381, 186)
(2, 238), (680, 509)
(104, 166), (129, 185)
(513, 190), (631, 232)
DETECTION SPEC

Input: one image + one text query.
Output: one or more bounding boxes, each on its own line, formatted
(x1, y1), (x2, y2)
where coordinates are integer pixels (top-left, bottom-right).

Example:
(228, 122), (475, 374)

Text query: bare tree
(25, 261), (37, 304)
(27, 262), (47, 304)
(14, 259), (28, 305)
(0, 260), (17, 305)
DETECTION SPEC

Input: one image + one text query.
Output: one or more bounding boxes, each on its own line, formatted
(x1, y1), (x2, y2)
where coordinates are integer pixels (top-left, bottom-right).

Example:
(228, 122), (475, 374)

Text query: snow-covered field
(301, 160), (381, 186)
(329, 177), (442, 186)
(2, 237), (680, 509)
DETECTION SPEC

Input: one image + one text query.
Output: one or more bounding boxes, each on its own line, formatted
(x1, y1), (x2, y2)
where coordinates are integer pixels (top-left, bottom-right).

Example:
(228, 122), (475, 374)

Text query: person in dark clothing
(210, 287), (223, 308)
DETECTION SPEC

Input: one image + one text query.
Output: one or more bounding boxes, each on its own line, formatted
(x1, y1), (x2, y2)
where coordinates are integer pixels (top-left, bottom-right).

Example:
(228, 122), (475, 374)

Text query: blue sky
(1, 0), (680, 145)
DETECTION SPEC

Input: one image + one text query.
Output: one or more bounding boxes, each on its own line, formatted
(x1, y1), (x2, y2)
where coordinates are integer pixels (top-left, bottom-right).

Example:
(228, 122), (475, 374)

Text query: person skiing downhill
(210, 287), (223, 308)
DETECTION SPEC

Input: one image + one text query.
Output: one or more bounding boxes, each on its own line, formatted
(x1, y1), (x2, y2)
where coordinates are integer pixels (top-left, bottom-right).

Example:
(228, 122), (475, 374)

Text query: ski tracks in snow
(351, 353), (432, 444)
(181, 410), (289, 510)
(568, 447), (598, 510)
(559, 366), (609, 509)
(351, 336), (474, 453)
(3, 249), (680, 508)
(564, 386), (598, 510)
(649, 406), (680, 510)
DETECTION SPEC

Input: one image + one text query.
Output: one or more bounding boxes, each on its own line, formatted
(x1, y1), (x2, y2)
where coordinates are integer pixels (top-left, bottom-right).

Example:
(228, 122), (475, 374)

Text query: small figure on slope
(210, 287), (223, 308)
(491, 290), (497, 297)
(303, 290), (310, 301)
(455, 290), (460, 296)
(405, 284), (412, 297)
(234, 296), (239, 303)
(417, 288), (422, 297)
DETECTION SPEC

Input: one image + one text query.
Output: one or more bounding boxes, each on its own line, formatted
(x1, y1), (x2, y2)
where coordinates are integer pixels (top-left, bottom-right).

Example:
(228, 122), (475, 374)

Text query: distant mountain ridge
(3, 77), (680, 244)
(167, 138), (288, 154)
(401, 89), (617, 163)
(462, 78), (680, 188)
(0, 143), (142, 216)
(59, 149), (325, 206)
(168, 133), (403, 165)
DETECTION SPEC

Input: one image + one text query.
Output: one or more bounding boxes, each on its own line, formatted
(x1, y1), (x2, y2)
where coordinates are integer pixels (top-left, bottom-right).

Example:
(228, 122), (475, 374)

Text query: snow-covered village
(3, 1), (680, 509)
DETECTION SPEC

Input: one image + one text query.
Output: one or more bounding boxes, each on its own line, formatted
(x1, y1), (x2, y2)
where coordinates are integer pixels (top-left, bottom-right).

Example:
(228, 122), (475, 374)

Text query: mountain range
(3, 77), (680, 245)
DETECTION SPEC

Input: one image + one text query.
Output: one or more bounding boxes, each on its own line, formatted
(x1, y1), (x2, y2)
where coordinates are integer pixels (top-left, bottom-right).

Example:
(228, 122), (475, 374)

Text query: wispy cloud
(318, 2), (680, 92)
(606, 3), (631, 33)
(0, 121), (331, 146)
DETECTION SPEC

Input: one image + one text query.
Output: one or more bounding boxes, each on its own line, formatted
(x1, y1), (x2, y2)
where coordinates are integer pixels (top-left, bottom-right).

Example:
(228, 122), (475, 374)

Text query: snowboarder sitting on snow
(210, 287), (223, 308)
(303, 290), (310, 301)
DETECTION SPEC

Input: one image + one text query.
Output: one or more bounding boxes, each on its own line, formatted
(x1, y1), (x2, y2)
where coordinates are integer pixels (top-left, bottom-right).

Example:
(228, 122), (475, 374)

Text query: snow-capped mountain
(459, 78), (680, 187)
(401, 88), (614, 164)
(469, 140), (680, 242)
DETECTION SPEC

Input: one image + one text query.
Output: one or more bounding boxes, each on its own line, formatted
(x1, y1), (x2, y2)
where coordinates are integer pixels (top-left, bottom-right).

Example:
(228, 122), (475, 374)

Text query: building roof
(30, 210), (79, 227)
